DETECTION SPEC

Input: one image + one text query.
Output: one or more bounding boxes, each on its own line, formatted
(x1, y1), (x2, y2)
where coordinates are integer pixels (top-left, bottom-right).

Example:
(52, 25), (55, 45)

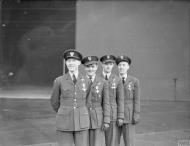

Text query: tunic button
(75, 92), (77, 95)
(74, 107), (76, 109)
(74, 99), (76, 101)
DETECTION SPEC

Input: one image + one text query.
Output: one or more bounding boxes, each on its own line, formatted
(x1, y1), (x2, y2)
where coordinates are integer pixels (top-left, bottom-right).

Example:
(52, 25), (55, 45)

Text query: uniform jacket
(87, 75), (110, 129)
(100, 73), (124, 121)
(123, 75), (140, 124)
(50, 73), (91, 131)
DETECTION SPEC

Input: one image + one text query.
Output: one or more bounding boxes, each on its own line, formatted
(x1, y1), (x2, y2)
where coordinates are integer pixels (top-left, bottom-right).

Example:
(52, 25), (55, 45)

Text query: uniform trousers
(105, 121), (120, 146)
(56, 130), (88, 146)
(89, 128), (105, 146)
(118, 123), (135, 146)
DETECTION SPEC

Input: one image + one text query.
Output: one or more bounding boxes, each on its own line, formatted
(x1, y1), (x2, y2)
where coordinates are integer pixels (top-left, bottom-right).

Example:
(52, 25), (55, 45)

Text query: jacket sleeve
(50, 78), (60, 113)
(133, 79), (140, 122)
(116, 79), (124, 119)
(102, 81), (110, 124)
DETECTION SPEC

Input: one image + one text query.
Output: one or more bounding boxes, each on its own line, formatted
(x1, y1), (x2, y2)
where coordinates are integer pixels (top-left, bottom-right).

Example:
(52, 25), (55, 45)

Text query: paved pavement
(0, 86), (190, 146)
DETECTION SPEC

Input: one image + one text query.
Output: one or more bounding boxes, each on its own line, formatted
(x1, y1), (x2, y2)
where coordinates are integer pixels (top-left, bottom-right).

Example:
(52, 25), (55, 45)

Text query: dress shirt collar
(102, 71), (111, 79)
(119, 73), (127, 81)
(87, 74), (96, 82)
(69, 70), (79, 79)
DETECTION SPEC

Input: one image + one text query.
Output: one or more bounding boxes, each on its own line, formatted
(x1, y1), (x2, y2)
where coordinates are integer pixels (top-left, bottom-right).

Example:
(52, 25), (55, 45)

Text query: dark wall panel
(1, 0), (76, 85)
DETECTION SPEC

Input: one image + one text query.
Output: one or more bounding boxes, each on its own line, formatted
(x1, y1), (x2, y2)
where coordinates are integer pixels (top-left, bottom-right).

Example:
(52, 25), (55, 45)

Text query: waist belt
(61, 99), (86, 107)
(125, 100), (134, 104)
(87, 102), (101, 108)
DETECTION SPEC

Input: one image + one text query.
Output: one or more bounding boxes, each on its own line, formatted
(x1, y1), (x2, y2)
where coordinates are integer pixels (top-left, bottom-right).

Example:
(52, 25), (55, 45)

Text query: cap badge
(70, 52), (74, 56)
(107, 55), (110, 59)
(121, 56), (124, 59)
(88, 56), (91, 61)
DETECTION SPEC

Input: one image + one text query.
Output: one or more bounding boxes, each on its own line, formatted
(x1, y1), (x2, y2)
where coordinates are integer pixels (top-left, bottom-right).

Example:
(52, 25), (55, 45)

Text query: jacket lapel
(65, 73), (74, 85)
(124, 76), (132, 87)
(109, 73), (115, 82)
(75, 73), (85, 88)
(100, 72), (104, 79)
(91, 75), (99, 89)
(101, 72), (114, 81)
(76, 73), (82, 83)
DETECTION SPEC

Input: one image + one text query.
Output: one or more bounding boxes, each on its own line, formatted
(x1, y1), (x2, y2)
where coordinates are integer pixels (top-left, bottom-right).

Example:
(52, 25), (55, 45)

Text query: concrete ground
(0, 86), (190, 146)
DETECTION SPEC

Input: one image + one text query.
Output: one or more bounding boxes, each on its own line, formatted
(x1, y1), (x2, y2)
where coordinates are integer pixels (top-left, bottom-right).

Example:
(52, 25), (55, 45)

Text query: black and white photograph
(0, 0), (190, 146)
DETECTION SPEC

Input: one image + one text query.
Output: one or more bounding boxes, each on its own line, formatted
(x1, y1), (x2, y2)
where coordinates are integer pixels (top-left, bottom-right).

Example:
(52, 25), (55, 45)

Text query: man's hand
(101, 123), (109, 131)
(132, 113), (140, 125)
(117, 119), (123, 126)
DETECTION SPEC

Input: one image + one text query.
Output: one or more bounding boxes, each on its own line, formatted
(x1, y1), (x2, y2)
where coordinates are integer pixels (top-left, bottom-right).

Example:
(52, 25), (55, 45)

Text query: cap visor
(84, 61), (98, 66)
(117, 60), (130, 65)
(66, 56), (81, 61)
(103, 60), (115, 63)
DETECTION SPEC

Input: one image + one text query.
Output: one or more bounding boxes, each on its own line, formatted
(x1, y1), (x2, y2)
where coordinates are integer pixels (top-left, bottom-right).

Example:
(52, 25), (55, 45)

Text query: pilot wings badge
(70, 52), (74, 56)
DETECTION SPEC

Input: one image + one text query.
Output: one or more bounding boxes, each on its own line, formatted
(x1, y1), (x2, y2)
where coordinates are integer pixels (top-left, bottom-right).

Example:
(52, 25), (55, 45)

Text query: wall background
(1, 0), (76, 85)
(76, 1), (190, 101)
(1, 0), (190, 101)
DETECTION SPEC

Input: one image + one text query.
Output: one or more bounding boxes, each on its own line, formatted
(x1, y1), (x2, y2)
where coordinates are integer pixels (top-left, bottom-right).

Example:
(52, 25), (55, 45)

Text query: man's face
(118, 61), (129, 74)
(65, 58), (81, 72)
(102, 62), (114, 74)
(84, 63), (98, 77)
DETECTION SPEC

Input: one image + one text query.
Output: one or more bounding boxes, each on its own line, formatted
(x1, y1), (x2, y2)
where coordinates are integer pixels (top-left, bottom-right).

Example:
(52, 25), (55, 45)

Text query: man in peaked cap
(116, 55), (140, 146)
(100, 55), (124, 146)
(50, 49), (91, 146)
(82, 56), (110, 146)
(63, 49), (83, 61)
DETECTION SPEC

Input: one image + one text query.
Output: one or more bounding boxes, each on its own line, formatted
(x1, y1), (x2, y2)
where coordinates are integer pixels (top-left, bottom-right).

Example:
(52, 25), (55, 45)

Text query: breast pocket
(79, 107), (90, 129)
(124, 104), (133, 122)
(110, 82), (116, 96)
(91, 88), (101, 101)
(111, 105), (117, 121)
(78, 85), (87, 99)
(124, 106), (130, 122)
(56, 107), (72, 130)
(95, 108), (103, 127)
(62, 88), (72, 98)
(110, 87), (116, 98)
(127, 83), (134, 99)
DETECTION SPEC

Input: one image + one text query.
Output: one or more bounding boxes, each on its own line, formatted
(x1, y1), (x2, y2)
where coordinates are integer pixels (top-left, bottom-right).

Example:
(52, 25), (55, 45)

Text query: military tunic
(118, 75), (140, 146)
(87, 75), (110, 146)
(101, 73), (124, 146)
(50, 73), (91, 146)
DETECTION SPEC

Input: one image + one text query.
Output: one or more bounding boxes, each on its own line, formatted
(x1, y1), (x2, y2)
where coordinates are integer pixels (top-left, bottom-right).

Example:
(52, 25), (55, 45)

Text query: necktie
(87, 76), (93, 107)
(105, 75), (108, 80)
(72, 74), (77, 84)
(122, 77), (125, 85)
(89, 76), (93, 85)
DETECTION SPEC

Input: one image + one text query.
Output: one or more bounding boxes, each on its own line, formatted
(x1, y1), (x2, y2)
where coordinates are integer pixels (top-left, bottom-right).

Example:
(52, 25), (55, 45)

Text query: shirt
(119, 73), (128, 82)
(69, 71), (79, 80)
(87, 74), (96, 82)
(103, 71), (111, 80)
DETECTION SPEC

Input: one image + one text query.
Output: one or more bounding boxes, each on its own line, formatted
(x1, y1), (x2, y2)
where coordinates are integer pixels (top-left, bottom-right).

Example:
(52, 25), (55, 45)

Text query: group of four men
(50, 49), (140, 146)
